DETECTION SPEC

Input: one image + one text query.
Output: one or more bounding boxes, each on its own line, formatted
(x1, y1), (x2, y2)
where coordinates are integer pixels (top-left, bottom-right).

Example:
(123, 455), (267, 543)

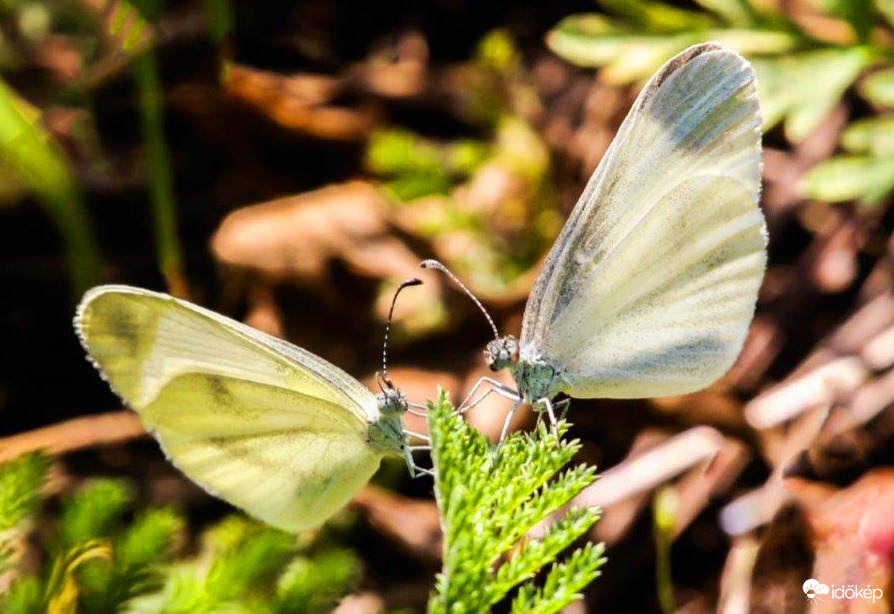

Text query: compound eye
(485, 336), (518, 371)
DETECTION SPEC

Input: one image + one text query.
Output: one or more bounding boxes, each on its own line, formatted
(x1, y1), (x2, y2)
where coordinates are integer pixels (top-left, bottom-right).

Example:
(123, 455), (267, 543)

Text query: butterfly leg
(536, 397), (559, 429)
(403, 429), (430, 443)
(459, 377), (520, 414)
(403, 446), (434, 478)
(406, 402), (429, 417)
(466, 383), (525, 448)
(496, 399), (523, 446)
(554, 398), (571, 421)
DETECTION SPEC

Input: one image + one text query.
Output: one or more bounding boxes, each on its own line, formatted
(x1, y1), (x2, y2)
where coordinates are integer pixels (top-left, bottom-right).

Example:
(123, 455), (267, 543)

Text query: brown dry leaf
(787, 0), (859, 45)
(749, 505), (815, 613)
(211, 181), (422, 284)
(33, 35), (83, 86)
(348, 29), (429, 99)
(332, 593), (385, 614)
(788, 471), (894, 612)
(224, 65), (373, 140)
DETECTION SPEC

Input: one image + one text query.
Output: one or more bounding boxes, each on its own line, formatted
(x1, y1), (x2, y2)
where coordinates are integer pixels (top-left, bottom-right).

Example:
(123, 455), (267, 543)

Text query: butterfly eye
(377, 387), (408, 415)
(485, 336), (519, 371)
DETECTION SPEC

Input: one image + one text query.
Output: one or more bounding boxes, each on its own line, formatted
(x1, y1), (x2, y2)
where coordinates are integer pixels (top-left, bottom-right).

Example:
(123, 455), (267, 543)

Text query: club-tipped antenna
(382, 277), (423, 389)
(420, 259), (499, 340)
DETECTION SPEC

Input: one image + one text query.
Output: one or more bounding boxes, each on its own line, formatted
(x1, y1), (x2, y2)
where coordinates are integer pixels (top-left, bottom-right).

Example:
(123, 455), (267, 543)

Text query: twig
(0, 411), (145, 463)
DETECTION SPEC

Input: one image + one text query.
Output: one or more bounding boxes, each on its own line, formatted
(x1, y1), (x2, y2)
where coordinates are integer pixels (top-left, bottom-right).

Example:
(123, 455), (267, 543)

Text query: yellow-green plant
(547, 0), (894, 206)
(0, 397), (605, 613)
(0, 456), (360, 614)
(427, 393), (605, 613)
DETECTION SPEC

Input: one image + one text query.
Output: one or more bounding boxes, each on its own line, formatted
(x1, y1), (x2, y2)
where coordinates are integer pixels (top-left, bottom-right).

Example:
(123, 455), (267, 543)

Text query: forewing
(75, 285), (378, 422)
(522, 43), (766, 398)
(75, 286), (384, 531)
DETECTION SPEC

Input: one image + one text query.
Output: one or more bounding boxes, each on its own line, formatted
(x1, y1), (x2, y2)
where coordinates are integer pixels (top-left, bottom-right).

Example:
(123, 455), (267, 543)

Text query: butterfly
(75, 281), (429, 532)
(425, 42), (767, 441)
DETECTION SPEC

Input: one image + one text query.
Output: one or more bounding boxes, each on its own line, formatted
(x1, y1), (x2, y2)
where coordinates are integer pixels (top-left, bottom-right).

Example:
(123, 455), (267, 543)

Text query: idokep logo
(803, 579), (829, 602)
(803, 578), (884, 604)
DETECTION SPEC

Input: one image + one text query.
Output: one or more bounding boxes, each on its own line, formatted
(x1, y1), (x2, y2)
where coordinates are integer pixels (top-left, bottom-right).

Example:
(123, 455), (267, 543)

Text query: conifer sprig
(427, 391), (605, 613)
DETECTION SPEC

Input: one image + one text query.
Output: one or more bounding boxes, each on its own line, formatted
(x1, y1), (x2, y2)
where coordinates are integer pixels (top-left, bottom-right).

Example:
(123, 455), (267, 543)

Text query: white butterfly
(75, 283), (430, 532)
(425, 42), (767, 440)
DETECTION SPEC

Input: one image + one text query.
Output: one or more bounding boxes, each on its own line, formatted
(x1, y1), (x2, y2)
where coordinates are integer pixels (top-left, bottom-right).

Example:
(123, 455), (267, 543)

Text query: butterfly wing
(521, 43), (766, 399)
(75, 286), (388, 532)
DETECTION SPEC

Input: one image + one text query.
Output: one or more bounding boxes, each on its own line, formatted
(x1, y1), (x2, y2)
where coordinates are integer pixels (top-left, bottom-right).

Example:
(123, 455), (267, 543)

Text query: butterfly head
(368, 372), (409, 454)
(485, 335), (519, 371)
(377, 385), (409, 416)
(375, 371), (409, 416)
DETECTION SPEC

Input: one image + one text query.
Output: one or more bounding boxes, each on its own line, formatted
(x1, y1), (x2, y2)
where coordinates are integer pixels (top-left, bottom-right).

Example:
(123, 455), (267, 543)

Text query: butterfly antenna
(421, 259), (500, 340)
(382, 277), (423, 388)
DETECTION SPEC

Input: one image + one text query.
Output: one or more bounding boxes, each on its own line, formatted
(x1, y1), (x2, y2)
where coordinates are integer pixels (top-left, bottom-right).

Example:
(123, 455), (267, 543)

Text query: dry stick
(574, 427), (727, 509)
(717, 535), (761, 614)
(0, 410), (145, 463)
(724, 289), (894, 535)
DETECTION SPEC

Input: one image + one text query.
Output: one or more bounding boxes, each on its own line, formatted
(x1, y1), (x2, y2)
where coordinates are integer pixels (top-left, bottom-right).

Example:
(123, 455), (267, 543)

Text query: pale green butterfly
(74, 281), (430, 533)
(425, 42), (767, 441)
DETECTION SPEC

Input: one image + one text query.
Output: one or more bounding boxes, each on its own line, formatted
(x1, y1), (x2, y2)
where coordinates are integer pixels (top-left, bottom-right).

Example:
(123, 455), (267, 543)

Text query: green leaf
(547, 15), (797, 84)
(44, 540), (112, 614)
(76, 508), (183, 613)
(0, 574), (43, 614)
(861, 67), (894, 108)
(0, 454), (50, 531)
(546, 17), (704, 83)
(133, 48), (185, 293)
(274, 550), (360, 614)
(128, 515), (357, 613)
(597, 0), (716, 32)
(0, 78), (100, 294)
(753, 47), (870, 141)
(58, 480), (131, 550)
(548, 2), (874, 144)
(0, 459), (353, 614)
(475, 29), (521, 74)
(841, 115), (894, 154)
(491, 508), (600, 599)
(802, 155), (894, 204)
(706, 29), (799, 54)
(366, 129), (491, 200)
(203, 519), (298, 600)
(509, 543), (606, 614)
(878, 0), (894, 29)
(692, 0), (764, 26)
(203, 0), (233, 42)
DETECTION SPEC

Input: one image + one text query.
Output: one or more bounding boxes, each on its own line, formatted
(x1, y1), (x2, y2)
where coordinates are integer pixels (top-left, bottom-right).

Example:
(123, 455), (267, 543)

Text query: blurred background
(1, 0), (894, 612)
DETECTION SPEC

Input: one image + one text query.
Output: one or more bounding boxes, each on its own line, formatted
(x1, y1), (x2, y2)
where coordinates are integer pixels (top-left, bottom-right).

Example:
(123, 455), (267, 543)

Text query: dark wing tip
(647, 42), (740, 93)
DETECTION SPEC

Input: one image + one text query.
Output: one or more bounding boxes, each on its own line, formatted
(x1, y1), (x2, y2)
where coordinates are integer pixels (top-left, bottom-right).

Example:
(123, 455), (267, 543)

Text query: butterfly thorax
(367, 387), (408, 454)
(512, 345), (563, 404)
